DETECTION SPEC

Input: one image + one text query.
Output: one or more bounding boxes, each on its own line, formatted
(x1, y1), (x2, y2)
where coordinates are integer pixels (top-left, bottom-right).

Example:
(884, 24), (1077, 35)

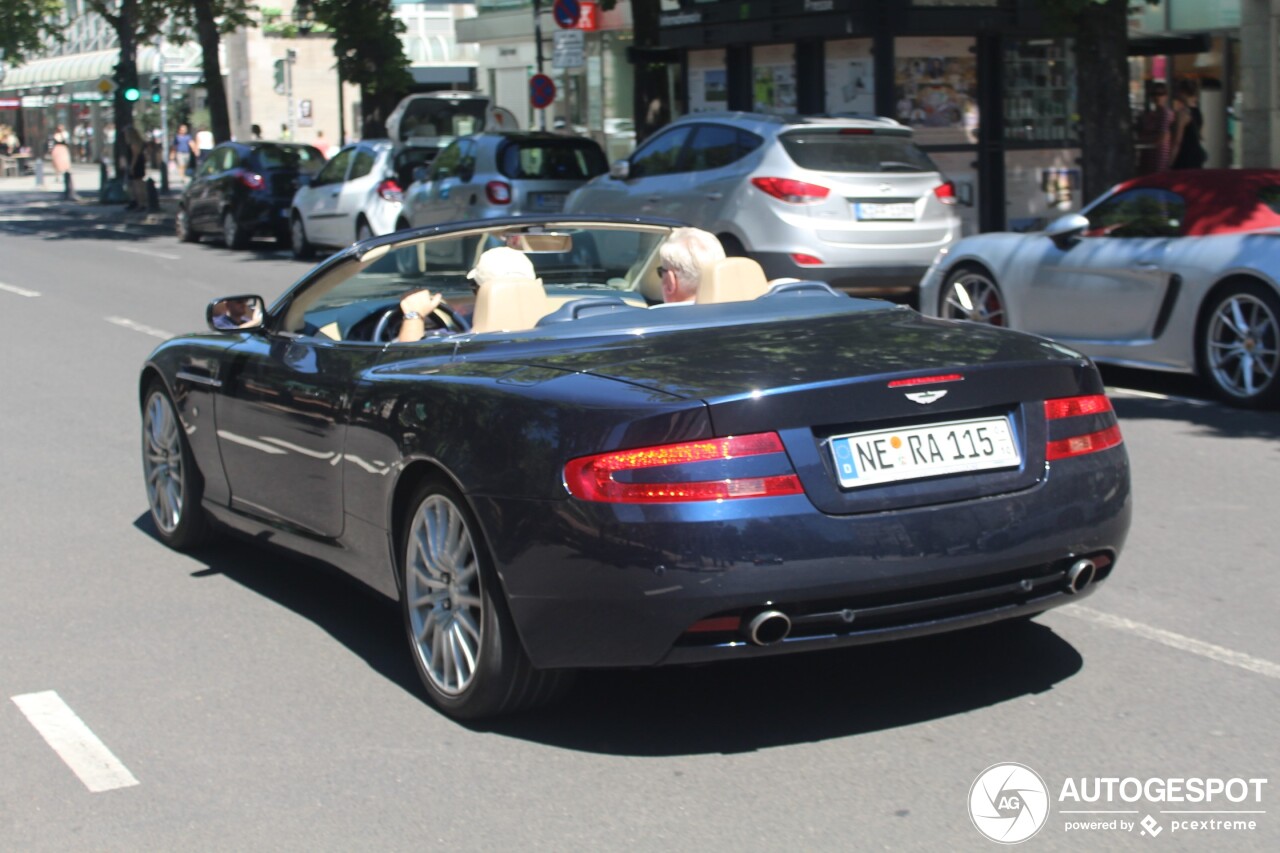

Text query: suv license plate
(530, 192), (566, 212)
(830, 415), (1021, 488)
(856, 202), (915, 220)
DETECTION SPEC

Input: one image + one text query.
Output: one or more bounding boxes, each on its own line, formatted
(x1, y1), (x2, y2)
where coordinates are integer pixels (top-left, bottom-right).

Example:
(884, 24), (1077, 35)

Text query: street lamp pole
(533, 0), (546, 130)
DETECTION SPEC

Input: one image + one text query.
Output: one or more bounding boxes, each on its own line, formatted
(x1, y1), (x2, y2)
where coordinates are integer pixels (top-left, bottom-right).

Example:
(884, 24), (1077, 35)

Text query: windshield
(779, 131), (938, 173)
(396, 96), (489, 144)
(497, 139), (608, 181)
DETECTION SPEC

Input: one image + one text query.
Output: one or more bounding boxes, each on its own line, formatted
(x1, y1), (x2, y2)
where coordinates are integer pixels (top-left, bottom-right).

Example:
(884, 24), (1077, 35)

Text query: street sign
(553, 30), (585, 70)
(576, 1), (599, 31)
(553, 0), (581, 29)
(530, 73), (556, 110)
(96, 76), (116, 96)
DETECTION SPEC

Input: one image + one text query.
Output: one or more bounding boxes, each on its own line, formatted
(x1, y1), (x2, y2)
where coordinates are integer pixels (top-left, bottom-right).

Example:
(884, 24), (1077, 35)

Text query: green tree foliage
(86, 0), (171, 175)
(164, 1), (257, 145)
(0, 0), (65, 64)
(313, 0), (413, 139)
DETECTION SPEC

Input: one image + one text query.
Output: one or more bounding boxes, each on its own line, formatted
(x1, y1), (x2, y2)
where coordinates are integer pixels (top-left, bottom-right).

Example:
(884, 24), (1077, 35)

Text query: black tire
(222, 209), (249, 250)
(175, 205), (198, 243)
(141, 381), (212, 551)
(1197, 280), (1280, 408)
(290, 213), (315, 260)
(938, 265), (1007, 327)
(719, 234), (747, 257)
(399, 477), (572, 720)
(355, 218), (374, 244)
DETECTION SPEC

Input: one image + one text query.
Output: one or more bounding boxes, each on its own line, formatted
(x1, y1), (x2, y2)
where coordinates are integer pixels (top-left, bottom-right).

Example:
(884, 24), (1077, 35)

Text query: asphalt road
(1, 194), (1276, 851)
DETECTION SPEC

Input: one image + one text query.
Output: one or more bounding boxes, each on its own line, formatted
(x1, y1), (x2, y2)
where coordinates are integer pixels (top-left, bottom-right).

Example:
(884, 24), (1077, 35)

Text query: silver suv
(565, 112), (962, 297)
(398, 131), (608, 229)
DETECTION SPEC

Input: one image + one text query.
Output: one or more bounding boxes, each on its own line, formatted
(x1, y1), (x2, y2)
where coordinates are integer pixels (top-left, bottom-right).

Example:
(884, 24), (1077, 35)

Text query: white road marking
(0, 281), (41, 297)
(104, 315), (174, 340)
(1058, 605), (1280, 680)
(116, 245), (181, 261)
(11, 691), (140, 793)
(1106, 386), (1213, 407)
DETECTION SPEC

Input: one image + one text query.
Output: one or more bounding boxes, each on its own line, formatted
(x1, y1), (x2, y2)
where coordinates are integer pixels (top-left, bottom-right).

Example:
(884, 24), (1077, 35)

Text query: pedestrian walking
(1171, 78), (1208, 170)
(1137, 81), (1175, 174)
(171, 123), (194, 184)
(124, 125), (148, 210)
(50, 125), (71, 178)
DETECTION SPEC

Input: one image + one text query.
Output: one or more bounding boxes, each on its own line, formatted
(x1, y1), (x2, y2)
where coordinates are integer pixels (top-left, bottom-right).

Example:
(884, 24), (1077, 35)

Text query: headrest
(470, 276), (549, 333)
(696, 256), (771, 304)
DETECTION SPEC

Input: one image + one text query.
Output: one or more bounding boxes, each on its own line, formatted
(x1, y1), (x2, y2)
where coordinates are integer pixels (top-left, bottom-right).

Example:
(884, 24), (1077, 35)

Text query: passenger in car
(653, 227), (725, 306)
(397, 246), (537, 342)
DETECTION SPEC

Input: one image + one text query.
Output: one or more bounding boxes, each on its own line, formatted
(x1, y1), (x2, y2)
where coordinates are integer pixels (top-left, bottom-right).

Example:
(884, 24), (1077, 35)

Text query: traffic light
(123, 85), (141, 102)
(273, 59), (286, 95)
(149, 75), (161, 103)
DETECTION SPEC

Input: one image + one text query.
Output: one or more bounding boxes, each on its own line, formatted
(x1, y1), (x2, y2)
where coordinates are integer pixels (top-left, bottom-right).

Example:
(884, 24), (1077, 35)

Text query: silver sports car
(919, 169), (1280, 407)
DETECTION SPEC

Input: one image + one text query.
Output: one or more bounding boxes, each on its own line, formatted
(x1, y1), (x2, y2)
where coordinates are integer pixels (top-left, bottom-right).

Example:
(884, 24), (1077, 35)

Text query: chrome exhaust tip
(1065, 559), (1097, 594)
(747, 610), (792, 645)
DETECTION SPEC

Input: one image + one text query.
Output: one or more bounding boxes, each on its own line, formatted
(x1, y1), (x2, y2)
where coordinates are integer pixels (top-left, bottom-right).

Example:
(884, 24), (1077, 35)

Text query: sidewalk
(0, 158), (180, 235)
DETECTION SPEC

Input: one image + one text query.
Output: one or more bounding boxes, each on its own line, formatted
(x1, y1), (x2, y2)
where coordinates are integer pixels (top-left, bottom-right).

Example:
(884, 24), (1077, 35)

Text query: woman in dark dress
(1172, 78), (1208, 170)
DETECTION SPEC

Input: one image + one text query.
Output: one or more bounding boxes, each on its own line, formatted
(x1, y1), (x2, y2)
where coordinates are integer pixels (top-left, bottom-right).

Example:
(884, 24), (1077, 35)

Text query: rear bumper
(751, 253), (929, 296)
(472, 448), (1131, 669)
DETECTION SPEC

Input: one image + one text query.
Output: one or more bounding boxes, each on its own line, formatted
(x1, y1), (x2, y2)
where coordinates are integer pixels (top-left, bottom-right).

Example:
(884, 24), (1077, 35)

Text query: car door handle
(1135, 263), (1160, 270)
(705, 192), (723, 200)
(645, 196), (661, 203)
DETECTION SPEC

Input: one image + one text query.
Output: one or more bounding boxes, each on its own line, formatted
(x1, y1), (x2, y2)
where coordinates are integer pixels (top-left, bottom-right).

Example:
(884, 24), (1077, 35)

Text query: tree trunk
(192, 0), (231, 144)
(1074, 0), (1133, 201)
(112, 12), (137, 181)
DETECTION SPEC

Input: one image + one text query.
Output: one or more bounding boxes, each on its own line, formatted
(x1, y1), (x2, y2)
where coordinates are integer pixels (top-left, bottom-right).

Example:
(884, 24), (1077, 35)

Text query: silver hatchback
(565, 112), (962, 297)
(398, 132), (608, 229)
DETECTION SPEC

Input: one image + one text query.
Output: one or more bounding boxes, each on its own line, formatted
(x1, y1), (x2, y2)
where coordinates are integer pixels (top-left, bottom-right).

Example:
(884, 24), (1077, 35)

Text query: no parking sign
(530, 73), (556, 110)
(553, 0), (581, 29)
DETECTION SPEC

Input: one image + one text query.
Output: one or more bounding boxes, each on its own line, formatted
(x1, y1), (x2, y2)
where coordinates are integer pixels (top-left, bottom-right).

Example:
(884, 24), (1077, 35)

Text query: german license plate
(530, 192), (566, 212)
(856, 201), (915, 220)
(830, 416), (1020, 488)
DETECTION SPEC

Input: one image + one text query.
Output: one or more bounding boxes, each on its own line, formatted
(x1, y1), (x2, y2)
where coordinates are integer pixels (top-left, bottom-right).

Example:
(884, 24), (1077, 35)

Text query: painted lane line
(0, 281), (41, 297)
(1105, 386), (1213, 407)
(116, 245), (182, 261)
(105, 316), (174, 340)
(1057, 605), (1280, 681)
(11, 691), (140, 793)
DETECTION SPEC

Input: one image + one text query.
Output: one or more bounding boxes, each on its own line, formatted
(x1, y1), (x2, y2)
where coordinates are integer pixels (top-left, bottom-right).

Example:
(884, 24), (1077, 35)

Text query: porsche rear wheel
(400, 479), (571, 719)
(1199, 282), (1280, 408)
(142, 382), (211, 551)
(940, 266), (1007, 327)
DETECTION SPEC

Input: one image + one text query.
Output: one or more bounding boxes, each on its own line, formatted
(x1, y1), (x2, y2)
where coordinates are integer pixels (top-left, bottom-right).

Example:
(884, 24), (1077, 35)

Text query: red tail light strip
(564, 432), (803, 503)
(888, 373), (964, 388)
(1044, 394), (1123, 460)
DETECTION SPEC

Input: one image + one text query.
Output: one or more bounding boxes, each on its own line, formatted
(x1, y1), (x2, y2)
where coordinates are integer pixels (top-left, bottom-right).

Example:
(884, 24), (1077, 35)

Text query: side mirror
(208, 295), (265, 333)
(609, 159), (630, 180)
(1044, 213), (1090, 247)
(412, 165), (429, 184)
(457, 163), (474, 182)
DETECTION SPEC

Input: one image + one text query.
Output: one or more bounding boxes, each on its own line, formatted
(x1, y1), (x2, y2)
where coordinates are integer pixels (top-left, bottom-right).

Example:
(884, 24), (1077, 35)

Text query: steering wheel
(372, 300), (469, 342)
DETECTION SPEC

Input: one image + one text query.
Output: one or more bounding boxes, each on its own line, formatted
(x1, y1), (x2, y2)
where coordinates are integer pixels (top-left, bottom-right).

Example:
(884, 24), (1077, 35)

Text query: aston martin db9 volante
(140, 216), (1131, 720)
(920, 169), (1280, 408)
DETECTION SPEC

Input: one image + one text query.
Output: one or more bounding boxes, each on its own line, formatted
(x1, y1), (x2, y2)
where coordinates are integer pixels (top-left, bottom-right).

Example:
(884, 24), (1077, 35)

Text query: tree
(313, 0), (412, 139)
(165, 0), (256, 145)
(86, 0), (170, 177)
(0, 0), (64, 65)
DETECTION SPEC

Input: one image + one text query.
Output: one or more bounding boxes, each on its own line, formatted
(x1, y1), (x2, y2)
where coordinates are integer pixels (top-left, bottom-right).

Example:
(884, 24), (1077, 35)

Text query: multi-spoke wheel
(400, 479), (571, 719)
(939, 266), (1007, 327)
(141, 382), (211, 550)
(222, 210), (248, 250)
(175, 205), (198, 243)
(1199, 282), (1280, 408)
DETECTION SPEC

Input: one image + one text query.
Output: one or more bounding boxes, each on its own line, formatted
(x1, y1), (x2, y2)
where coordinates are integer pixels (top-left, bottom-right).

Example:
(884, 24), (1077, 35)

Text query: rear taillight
(486, 180), (512, 204)
(750, 177), (830, 204)
(1044, 394), (1123, 460)
(377, 178), (403, 202)
(564, 432), (804, 503)
(790, 253), (823, 266)
(933, 181), (957, 205)
(238, 171), (265, 190)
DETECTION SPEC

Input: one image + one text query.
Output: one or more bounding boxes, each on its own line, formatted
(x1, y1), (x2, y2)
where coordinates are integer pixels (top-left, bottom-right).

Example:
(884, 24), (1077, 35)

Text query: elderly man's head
(658, 227), (725, 303)
(467, 246), (537, 289)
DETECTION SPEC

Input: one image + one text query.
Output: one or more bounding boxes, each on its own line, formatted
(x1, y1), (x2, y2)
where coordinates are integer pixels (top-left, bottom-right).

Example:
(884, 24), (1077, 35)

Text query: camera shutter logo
(969, 763), (1050, 844)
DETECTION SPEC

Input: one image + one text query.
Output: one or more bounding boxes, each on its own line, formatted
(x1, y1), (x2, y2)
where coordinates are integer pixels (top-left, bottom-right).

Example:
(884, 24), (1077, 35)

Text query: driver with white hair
(397, 246), (536, 342)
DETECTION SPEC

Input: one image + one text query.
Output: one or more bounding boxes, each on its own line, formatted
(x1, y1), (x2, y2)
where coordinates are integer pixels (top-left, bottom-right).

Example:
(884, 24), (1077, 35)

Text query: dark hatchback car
(176, 141), (326, 249)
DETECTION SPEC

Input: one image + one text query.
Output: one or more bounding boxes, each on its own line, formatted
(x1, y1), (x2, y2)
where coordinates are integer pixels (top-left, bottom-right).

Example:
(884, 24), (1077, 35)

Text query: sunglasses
(658, 266), (670, 277)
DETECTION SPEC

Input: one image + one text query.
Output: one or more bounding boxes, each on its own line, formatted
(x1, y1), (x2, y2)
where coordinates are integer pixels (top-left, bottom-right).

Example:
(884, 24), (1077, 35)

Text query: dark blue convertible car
(140, 216), (1131, 720)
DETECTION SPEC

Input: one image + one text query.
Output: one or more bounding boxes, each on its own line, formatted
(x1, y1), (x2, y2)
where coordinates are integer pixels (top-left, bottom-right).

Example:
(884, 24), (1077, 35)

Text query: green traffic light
(123, 86), (141, 102)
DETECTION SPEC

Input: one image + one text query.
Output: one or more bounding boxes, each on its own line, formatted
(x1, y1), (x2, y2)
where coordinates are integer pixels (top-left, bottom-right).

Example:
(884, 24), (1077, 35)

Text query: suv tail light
(1044, 394), (1123, 460)
(237, 171), (266, 190)
(790, 253), (823, 266)
(377, 178), (403, 202)
(564, 432), (803, 503)
(750, 177), (830, 204)
(933, 181), (957, 205)
(486, 181), (512, 205)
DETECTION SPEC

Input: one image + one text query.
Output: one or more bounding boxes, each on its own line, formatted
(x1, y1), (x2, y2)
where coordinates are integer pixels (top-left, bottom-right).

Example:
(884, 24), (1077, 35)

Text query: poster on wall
(753, 44), (796, 115)
(688, 49), (727, 113)
(893, 36), (978, 145)
(825, 39), (875, 115)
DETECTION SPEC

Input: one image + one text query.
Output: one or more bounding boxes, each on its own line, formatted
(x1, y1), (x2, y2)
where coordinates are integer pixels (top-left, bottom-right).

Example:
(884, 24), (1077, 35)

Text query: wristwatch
(402, 310), (422, 321)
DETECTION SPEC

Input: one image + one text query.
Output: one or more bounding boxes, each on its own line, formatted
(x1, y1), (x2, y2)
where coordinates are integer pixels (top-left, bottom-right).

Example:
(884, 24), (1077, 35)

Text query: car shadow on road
(136, 514), (1084, 755)
(1110, 392), (1280, 441)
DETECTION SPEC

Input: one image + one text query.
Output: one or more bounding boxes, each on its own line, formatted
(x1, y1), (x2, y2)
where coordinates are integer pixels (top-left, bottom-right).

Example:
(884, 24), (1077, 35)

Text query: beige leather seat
(695, 256), (771, 304)
(470, 275), (549, 333)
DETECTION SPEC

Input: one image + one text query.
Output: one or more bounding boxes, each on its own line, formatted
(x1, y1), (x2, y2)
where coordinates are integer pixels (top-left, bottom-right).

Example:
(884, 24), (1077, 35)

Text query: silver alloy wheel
(942, 270), (1006, 326)
(176, 207), (189, 240)
(405, 494), (484, 696)
(1205, 291), (1279, 399)
(142, 391), (185, 535)
(291, 216), (307, 250)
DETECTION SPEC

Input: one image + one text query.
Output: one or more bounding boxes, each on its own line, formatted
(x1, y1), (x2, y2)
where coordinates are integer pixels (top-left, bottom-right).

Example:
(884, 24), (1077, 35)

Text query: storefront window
(824, 39), (875, 115)
(893, 36), (978, 145)
(1003, 39), (1077, 144)
(687, 49), (727, 114)
(752, 44), (797, 115)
